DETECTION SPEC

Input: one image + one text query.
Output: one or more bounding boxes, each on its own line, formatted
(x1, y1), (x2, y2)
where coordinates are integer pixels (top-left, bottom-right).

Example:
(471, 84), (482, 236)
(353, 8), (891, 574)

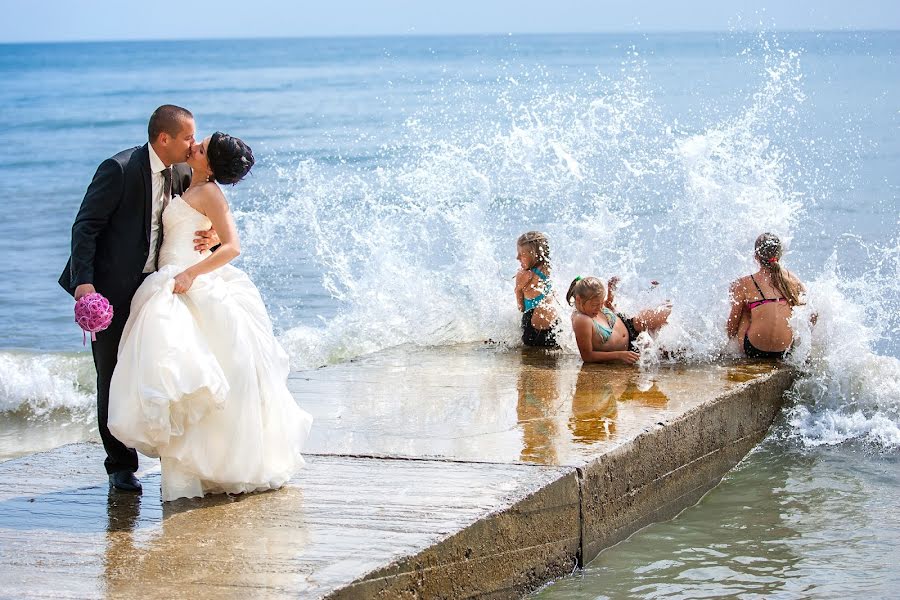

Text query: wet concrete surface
(0, 345), (792, 598)
(0, 445), (575, 599)
(292, 344), (782, 466)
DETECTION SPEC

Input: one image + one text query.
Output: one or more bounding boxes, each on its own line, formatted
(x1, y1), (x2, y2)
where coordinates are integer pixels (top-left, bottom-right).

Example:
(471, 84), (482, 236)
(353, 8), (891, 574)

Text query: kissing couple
(59, 105), (312, 502)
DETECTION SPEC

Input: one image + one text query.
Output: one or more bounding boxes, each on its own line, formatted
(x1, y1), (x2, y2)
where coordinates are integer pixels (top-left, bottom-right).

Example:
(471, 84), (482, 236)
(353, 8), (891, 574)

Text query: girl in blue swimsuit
(515, 231), (559, 347)
(567, 276), (671, 364)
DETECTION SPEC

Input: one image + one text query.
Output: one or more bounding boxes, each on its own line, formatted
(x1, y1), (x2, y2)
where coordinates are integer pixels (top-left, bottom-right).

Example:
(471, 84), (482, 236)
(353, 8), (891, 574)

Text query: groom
(59, 105), (217, 492)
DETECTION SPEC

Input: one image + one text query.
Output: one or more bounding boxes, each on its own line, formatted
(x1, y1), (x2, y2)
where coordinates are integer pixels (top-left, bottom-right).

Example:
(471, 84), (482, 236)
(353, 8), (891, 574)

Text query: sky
(1, 0), (899, 43)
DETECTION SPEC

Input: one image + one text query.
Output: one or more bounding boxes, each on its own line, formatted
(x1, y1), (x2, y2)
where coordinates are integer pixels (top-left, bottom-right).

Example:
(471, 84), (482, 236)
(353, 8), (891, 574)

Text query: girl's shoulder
(571, 312), (595, 339)
(571, 310), (591, 326)
(516, 268), (536, 286)
(730, 275), (751, 296)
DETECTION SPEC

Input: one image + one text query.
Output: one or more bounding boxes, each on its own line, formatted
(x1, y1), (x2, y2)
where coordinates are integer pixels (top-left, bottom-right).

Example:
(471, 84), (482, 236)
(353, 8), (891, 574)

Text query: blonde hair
(517, 231), (551, 272)
(754, 232), (802, 306)
(566, 276), (606, 306)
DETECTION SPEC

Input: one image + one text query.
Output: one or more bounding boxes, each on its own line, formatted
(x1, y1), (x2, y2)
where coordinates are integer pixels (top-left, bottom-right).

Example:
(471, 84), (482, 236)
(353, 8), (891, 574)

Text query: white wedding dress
(108, 195), (312, 501)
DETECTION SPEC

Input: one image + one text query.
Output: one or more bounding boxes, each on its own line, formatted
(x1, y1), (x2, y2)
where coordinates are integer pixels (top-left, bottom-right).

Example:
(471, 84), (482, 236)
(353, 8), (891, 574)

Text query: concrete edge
(325, 467), (581, 600)
(326, 365), (795, 599)
(579, 366), (795, 562)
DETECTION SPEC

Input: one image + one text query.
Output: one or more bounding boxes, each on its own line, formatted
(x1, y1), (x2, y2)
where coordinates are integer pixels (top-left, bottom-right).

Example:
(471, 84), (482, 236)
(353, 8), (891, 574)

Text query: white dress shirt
(143, 143), (170, 273)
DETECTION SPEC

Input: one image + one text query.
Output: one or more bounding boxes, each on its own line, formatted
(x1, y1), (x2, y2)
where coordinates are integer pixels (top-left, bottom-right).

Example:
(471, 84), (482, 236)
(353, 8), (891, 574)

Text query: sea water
(0, 32), (897, 596)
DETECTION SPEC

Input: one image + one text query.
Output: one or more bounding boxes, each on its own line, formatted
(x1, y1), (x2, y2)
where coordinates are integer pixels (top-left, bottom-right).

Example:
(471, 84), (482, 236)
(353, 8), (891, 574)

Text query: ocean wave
(0, 351), (95, 415)
(783, 243), (900, 450)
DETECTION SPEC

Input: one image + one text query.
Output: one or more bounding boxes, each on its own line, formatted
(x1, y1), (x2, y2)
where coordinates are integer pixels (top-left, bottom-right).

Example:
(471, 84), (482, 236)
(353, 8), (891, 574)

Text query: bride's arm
(173, 185), (240, 294)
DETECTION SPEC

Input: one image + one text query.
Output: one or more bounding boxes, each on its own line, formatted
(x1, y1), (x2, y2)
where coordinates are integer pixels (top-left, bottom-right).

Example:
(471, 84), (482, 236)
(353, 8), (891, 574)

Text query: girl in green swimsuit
(567, 276), (671, 364)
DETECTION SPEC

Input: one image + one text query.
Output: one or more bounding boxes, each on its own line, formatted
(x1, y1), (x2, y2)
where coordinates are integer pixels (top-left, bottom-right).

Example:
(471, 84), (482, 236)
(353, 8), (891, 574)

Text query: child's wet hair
(754, 232), (802, 306)
(517, 231), (551, 271)
(566, 276), (606, 306)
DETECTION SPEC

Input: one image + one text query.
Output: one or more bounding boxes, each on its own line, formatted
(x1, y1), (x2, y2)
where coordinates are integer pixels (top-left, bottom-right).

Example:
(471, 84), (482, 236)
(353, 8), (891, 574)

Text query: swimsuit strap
(748, 297), (788, 310)
(749, 274), (767, 300)
(532, 267), (551, 292)
(747, 274), (787, 310)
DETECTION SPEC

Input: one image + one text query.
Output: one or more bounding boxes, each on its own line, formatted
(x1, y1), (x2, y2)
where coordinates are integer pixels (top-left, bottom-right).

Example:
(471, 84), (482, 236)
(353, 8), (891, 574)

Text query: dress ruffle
(109, 263), (312, 501)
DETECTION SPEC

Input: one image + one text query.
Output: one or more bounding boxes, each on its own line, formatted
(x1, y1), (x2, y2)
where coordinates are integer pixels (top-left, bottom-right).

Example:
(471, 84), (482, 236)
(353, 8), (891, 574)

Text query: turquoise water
(0, 32), (898, 597)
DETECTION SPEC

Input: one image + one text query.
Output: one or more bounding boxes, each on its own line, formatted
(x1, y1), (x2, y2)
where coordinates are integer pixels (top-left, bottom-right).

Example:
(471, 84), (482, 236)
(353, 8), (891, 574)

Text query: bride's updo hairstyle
(207, 132), (255, 185)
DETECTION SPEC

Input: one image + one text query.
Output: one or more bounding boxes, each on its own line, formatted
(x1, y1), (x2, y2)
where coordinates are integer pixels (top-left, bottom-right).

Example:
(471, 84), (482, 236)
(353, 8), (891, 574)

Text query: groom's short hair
(148, 105), (193, 141)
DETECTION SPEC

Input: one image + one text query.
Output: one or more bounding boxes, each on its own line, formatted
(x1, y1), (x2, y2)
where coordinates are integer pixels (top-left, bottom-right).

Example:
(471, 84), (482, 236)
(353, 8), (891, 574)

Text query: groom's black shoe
(109, 471), (142, 493)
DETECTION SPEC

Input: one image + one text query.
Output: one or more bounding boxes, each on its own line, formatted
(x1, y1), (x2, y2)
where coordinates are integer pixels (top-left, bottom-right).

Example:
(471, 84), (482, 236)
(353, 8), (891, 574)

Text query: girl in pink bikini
(726, 233), (807, 359)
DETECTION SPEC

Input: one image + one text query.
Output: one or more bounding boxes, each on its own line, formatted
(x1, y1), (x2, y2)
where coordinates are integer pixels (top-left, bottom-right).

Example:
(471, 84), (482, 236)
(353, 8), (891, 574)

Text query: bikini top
(746, 274), (787, 311)
(592, 308), (618, 343)
(523, 267), (552, 312)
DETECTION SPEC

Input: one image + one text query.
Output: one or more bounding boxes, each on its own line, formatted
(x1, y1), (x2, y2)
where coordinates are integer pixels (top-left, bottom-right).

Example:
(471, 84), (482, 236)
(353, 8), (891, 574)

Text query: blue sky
(2, 0), (899, 43)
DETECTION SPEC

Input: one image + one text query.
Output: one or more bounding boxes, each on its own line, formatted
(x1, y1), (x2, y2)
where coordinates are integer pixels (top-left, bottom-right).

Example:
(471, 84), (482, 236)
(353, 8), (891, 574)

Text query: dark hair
(754, 232), (802, 306)
(206, 131), (255, 185)
(148, 105), (193, 141)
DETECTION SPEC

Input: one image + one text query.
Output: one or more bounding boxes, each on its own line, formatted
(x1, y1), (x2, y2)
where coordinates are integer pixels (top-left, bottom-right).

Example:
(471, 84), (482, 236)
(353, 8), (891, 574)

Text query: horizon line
(2, 27), (899, 46)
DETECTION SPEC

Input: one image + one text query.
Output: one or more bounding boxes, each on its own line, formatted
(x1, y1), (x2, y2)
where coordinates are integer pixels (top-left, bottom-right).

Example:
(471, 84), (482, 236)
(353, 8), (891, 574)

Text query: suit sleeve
(69, 158), (125, 287)
(177, 164), (192, 192)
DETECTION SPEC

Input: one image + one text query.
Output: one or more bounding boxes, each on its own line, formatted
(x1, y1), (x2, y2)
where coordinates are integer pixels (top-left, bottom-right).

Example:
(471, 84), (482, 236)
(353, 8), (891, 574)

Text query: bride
(108, 132), (312, 502)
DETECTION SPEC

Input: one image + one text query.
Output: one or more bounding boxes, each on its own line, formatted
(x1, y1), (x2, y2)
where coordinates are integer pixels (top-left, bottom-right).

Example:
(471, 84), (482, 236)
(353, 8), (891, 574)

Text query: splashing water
(239, 40), (813, 364)
(233, 37), (899, 449)
(784, 233), (900, 449)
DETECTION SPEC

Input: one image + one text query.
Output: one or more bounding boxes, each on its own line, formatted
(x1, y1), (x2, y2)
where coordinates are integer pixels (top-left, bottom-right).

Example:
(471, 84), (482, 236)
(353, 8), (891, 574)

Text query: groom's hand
(74, 283), (96, 301)
(193, 227), (219, 252)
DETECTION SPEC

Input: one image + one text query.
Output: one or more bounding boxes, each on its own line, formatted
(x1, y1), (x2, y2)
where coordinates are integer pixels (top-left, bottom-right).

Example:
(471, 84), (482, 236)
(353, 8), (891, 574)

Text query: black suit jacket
(59, 144), (192, 311)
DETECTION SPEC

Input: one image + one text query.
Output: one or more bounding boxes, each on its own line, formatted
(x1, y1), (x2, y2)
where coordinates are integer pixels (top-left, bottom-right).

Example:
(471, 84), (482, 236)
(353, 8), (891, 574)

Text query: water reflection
(517, 349), (562, 464)
(295, 344), (774, 466)
(515, 353), (674, 464)
(724, 361), (781, 384)
(568, 367), (618, 445)
(103, 491), (143, 598)
(105, 489), (142, 533)
(617, 374), (669, 409)
(568, 366), (671, 446)
(102, 485), (310, 598)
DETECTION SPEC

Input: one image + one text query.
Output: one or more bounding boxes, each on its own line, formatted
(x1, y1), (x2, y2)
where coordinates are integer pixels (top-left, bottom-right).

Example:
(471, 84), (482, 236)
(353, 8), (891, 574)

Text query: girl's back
(735, 271), (797, 350)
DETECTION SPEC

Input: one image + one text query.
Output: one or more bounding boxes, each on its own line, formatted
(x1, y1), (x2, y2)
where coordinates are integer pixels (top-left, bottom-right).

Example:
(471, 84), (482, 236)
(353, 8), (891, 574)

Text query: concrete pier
(0, 345), (793, 598)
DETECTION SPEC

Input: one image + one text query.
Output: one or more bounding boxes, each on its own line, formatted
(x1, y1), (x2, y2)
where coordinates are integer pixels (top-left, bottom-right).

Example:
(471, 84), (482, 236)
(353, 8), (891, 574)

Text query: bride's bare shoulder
(193, 182), (229, 211)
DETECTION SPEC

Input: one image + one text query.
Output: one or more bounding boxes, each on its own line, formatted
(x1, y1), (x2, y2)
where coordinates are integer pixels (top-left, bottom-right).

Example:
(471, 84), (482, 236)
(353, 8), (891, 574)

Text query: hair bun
(207, 131), (255, 185)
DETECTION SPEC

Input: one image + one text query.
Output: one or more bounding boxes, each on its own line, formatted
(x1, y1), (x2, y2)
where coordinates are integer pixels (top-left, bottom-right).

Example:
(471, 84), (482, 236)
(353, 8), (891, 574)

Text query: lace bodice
(158, 195), (213, 269)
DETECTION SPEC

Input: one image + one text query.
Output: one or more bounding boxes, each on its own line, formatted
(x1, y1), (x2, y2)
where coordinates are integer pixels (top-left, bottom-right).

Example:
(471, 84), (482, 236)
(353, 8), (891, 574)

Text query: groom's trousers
(91, 304), (139, 475)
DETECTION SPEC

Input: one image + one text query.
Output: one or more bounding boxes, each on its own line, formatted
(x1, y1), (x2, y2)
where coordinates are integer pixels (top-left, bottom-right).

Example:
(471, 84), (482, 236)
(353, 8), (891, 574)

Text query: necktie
(154, 167), (173, 271)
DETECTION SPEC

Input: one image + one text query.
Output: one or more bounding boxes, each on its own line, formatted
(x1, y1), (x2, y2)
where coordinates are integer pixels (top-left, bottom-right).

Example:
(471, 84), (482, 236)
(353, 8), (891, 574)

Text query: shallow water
(534, 438), (900, 599)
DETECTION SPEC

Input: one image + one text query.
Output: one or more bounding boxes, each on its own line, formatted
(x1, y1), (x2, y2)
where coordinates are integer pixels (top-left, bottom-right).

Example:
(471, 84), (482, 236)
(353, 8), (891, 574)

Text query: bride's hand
(173, 271), (195, 294)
